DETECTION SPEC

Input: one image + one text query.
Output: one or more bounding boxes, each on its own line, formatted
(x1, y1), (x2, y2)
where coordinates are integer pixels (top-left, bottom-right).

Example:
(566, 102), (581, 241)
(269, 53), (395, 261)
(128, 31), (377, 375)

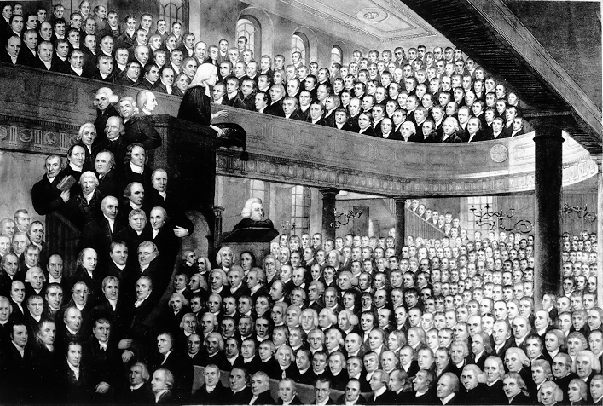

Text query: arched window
(237, 17), (262, 58)
(160, 0), (183, 28)
(292, 33), (308, 66)
(331, 46), (342, 64)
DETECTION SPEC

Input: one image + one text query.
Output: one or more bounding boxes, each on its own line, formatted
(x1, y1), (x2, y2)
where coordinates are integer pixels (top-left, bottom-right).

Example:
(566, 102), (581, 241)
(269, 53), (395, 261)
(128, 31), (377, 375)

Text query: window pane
(291, 35), (305, 62)
(237, 19), (255, 53)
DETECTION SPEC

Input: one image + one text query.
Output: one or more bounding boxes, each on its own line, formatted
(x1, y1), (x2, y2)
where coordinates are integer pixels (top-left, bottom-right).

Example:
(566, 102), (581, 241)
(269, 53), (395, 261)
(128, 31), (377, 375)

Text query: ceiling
(241, 0), (454, 49)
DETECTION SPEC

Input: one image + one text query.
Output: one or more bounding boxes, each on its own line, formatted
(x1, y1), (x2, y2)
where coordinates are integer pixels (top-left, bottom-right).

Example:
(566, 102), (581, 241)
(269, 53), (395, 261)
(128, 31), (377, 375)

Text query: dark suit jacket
(413, 390), (437, 405)
(358, 127), (375, 137)
(0, 342), (34, 402)
(227, 386), (254, 404)
(154, 81), (176, 96)
(192, 381), (229, 404)
(123, 115), (162, 150)
(264, 101), (285, 117)
(368, 390), (397, 404)
(337, 394), (367, 404)
(251, 390), (277, 405)
(96, 136), (129, 174)
(33, 57), (54, 71)
(64, 189), (104, 230)
(97, 170), (122, 199)
(81, 216), (129, 259)
(149, 189), (194, 234)
(56, 358), (92, 403)
(17, 47), (37, 67)
(31, 174), (66, 215)
(83, 335), (121, 388)
(119, 382), (155, 404)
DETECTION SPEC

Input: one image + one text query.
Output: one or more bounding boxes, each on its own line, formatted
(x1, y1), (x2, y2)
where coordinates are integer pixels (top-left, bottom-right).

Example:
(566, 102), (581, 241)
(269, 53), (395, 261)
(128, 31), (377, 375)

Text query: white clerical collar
(49, 276), (61, 284)
(108, 299), (117, 309)
(70, 163), (83, 172)
(72, 67), (83, 75)
(113, 261), (126, 270)
(130, 162), (144, 174)
(130, 382), (144, 391)
(373, 386), (386, 399)
(441, 393), (455, 404)
(154, 390), (168, 403)
(205, 384), (216, 392)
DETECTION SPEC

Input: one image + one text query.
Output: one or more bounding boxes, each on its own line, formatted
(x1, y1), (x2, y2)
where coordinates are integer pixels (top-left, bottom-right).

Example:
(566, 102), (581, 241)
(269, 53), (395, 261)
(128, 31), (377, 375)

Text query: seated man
(191, 364), (228, 403)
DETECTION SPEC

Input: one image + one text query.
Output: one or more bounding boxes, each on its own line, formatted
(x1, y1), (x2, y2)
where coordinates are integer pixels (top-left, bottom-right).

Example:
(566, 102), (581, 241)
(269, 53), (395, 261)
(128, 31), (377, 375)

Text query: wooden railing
(45, 211), (81, 277)
(405, 209), (446, 241)
(0, 62), (598, 200)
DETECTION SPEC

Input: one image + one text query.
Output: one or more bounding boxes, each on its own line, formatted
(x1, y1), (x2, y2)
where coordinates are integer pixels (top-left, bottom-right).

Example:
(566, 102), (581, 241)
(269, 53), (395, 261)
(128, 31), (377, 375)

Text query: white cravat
(130, 162), (143, 174)
(68, 361), (80, 380)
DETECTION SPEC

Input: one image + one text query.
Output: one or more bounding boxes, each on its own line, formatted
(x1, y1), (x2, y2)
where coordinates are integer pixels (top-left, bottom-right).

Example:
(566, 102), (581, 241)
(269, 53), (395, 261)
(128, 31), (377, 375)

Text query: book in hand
(56, 175), (76, 192)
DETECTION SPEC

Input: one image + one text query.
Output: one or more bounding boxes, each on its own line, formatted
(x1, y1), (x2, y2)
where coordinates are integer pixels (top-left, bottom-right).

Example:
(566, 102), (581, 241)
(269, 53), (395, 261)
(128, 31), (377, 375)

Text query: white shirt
(373, 386), (386, 400)
(441, 393), (456, 405)
(104, 215), (115, 232)
(130, 162), (143, 174)
(84, 190), (95, 204)
(154, 390), (168, 403)
(67, 361), (80, 380)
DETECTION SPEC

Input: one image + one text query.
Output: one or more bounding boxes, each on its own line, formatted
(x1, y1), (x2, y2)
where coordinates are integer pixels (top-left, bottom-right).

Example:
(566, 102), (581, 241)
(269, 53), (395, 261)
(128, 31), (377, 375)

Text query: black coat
(64, 189), (104, 230)
(177, 85), (213, 126)
(123, 115), (162, 150)
(81, 216), (129, 260)
(192, 381), (229, 405)
(31, 174), (66, 215)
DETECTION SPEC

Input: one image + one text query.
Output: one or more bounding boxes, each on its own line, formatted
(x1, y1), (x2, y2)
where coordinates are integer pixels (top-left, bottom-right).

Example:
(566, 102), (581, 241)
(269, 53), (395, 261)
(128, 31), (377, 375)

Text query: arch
(291, 26), (319, 67)
(292, 32), (309, 66)
(332, 40), (349, 66)
(331, 45), (342, 65)
(238, 7), (275, 58)
(237, 15), (261, 60)
(159, 0), (184, 29)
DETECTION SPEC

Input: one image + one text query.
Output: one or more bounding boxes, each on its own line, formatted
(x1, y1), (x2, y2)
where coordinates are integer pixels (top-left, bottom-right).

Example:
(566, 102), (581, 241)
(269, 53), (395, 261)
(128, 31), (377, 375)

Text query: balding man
(82, 195), (127, 260)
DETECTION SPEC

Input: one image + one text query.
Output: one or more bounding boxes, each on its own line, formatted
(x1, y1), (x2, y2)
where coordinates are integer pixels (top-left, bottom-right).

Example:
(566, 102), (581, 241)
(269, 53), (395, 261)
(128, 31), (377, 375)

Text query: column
(394, 198), (406, 256)
(212, 206), (224, 251)
(320, 188), (338, 241)
(533, 127), (564, 304)
(597, 157), (603, 308)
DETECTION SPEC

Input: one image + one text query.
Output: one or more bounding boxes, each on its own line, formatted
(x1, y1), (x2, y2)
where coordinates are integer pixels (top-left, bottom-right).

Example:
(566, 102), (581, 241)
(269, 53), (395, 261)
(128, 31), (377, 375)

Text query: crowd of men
(0, 2), (600, 405)
(1, 1), (529, 143)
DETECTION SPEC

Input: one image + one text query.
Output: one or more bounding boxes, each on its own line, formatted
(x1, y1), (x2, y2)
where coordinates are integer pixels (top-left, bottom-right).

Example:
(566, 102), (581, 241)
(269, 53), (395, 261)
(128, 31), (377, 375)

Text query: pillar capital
(212, 206), (225, 217)
(318, 188), (339, 197)
(533, 125), (565, 143)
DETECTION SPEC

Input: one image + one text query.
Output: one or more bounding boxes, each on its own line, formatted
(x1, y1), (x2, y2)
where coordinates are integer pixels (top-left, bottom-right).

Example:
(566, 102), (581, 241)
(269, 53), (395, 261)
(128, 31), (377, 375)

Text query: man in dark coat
(31, 155), (70, 216)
